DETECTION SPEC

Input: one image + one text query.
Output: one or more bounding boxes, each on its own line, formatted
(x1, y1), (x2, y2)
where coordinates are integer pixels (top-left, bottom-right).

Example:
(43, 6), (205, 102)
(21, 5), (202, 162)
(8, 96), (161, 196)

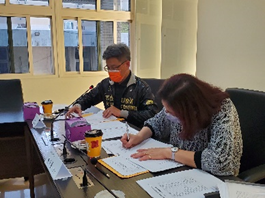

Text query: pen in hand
(126, 121), (130, 141)
(90, 158), (110, 179)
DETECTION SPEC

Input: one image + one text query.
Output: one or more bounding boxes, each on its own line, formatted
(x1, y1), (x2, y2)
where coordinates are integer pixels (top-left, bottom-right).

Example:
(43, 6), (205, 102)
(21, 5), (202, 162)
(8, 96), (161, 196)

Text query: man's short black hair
(102, 43), (131, 61)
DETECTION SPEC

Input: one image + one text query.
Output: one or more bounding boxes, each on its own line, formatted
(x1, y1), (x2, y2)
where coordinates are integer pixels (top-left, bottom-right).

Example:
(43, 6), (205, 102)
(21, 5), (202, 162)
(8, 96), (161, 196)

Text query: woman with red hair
(121, 73), (243, 176)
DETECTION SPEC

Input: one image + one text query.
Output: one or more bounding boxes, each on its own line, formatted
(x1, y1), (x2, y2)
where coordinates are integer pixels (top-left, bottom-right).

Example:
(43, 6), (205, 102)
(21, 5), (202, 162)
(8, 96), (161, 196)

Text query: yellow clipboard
(98, 157), (149, 179)
(82, 113), (94, 117)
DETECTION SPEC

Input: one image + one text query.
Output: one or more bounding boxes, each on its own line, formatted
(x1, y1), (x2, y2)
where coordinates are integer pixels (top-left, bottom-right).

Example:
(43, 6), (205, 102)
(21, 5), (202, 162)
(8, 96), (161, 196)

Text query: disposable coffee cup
(41, 100), (53, 118)
(85, 129), (103, 158)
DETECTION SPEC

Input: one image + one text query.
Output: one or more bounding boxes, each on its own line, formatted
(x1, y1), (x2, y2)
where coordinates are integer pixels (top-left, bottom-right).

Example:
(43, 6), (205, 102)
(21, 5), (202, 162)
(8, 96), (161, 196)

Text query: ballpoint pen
(90, 158), (110, 179)
(95, 166), (110, 179)
(126, 121), (130, 141)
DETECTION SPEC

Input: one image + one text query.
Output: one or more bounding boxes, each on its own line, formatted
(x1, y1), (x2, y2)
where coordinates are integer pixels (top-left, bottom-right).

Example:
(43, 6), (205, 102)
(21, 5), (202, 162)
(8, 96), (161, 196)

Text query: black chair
(0, 79), (44, 198)
(0, 79), (24, 123)
(226, 88), (265, 183)
(142, 78), (165, 112)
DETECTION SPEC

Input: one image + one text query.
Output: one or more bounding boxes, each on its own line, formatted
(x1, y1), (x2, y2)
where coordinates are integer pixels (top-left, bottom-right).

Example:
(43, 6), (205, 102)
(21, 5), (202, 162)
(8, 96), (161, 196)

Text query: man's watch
(171, 147), (179, 160)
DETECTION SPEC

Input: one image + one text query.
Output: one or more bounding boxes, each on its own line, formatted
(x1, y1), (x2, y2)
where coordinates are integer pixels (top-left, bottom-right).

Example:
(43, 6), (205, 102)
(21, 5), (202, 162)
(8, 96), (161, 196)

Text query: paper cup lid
(41, 100), (53, 105)
(85, 129), (103, 137)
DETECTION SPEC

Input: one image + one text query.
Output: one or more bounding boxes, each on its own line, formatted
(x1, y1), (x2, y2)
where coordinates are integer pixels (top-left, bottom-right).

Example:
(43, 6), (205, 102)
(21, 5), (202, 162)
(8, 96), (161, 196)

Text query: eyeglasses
(104, 60), (127, 72)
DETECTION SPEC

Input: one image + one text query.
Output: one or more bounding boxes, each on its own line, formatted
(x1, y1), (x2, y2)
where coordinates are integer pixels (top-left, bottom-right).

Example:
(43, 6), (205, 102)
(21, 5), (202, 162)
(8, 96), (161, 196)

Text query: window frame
(0, 0), (133, 79)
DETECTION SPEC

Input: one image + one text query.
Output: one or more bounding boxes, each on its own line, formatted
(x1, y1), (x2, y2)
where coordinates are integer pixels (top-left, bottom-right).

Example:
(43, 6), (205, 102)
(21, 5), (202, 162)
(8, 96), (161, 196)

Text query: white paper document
(102, 138), (172, 157)
(102, 138), (183, 172)
(101, 156), (147, 177)
(97, 122), (138, 140)
(137, 169), (224, 198)
(218, 180), (265, 198)
(83, 111), (139, 140)
(84, 110), (120, 125)
(130, 158), (183, 173)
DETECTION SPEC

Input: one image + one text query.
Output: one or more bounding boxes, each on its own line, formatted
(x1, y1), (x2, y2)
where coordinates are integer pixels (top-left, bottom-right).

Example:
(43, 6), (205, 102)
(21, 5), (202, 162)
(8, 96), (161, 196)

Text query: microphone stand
(50, 112), (65, 142)
(53, 85), (94, 115)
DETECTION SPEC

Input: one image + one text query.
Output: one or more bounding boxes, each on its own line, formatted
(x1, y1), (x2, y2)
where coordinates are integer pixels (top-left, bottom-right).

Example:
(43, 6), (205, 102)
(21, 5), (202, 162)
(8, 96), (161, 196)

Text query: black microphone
(91, 157), (110, 179)
(81, 169), (88, 187)
(68, 85), (94, 108)
(53, 85), (94, 114)
(50, 116), (60, 142)
(62, 138), (76, 163)
(62, 139), (67, 156)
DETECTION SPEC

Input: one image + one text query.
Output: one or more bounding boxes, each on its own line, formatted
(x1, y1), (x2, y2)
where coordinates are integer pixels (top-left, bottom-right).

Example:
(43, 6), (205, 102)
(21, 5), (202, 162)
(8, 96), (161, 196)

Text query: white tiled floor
(0, 177), (30, 198)
(0, 174), (50, 198)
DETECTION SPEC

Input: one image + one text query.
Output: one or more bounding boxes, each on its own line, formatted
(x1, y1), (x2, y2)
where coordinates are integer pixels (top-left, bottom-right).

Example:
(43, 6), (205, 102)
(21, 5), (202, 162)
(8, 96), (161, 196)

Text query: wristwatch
(171, 147), (179, 160)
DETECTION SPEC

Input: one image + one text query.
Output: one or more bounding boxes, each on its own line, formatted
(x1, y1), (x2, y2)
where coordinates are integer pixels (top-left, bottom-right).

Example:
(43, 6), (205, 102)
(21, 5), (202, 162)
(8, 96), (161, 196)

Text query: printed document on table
(102, 138), (172, 157)
(99, 156), (148, 178)
(102, 138), (183, 172)
(129, 157), (183, 173)
(99, 123), (138, 140)
(83, 110), (138, 140)
(137, 169), (224, 198)
(83, 110), (120, 125)
(218, 180), (265, 198)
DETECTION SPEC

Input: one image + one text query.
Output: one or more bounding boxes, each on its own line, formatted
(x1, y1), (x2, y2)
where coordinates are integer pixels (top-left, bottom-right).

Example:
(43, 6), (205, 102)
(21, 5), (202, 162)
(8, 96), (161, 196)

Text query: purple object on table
(23, 102), (40, 120)
(65, 117), (91, 142)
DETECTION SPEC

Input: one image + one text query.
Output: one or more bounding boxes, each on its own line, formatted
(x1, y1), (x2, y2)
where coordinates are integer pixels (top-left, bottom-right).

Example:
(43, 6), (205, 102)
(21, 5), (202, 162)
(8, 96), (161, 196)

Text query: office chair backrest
(0, 79), (24, 123)
(226, 88), (265, 174)
(142, 78), (165, 112)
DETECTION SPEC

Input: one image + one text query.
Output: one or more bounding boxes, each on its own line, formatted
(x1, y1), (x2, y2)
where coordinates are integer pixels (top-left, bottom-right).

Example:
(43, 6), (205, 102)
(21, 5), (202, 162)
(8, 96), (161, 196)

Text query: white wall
(20, 74), (107, 108)
(197, 0), (265, 91)
(134, 0), (197, 79)
(161, 0), (197, 78)
(134, 0), (162, 78)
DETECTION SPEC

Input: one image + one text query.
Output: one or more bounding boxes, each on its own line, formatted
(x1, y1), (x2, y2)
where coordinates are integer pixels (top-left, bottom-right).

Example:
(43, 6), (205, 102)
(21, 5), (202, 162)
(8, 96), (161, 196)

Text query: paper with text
(218, 180), (265, 198)
(97, 122), (138, 140)
(102, 138), (172, 157)
(137, 169), (223, 198)
(84, 110), (120, 125)
(99, 156), (148, 178)
(83, 111), (138, 140)
(101, 138), (183, 172)
(130, 158), (183, 173)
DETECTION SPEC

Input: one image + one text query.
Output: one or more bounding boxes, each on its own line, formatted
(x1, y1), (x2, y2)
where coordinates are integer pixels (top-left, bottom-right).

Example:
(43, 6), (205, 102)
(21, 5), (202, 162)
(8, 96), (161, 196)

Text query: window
(99, 21), (114, 71)
(63, 0), (96, 10)
(30, 17), (54, 75)
(117, 22), (130, 46)
(81, 20), (98, 71)
(64, 19), (78, 72)
(101, 0), (130, 11)
(0, 17), (29, 74)
(10, 0), (49, 6)
(0, 0), (132, 76)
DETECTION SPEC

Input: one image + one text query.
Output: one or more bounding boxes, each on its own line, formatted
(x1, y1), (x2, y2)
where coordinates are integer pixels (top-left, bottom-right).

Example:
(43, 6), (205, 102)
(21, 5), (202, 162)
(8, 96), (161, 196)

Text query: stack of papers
(100, 138), (183, 177)
(218, 180), (265, 198)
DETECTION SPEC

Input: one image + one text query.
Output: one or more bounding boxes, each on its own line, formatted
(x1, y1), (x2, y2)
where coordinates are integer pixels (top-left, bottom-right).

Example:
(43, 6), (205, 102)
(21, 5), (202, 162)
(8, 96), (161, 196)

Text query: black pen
(95, 166), (110, 179)
(126, 121), (130, 141)
(90, 157), (110, 179)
